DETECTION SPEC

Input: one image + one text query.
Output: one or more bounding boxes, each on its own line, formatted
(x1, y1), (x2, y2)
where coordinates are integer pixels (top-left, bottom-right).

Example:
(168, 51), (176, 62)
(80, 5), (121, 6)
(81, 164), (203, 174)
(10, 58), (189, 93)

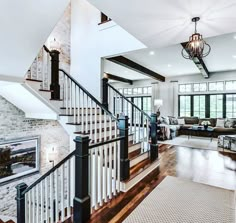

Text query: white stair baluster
(40, 181), (44, 223)
(55, 169), (59, 222)
(49, 173), (54, 222)
(74, 83), (76, 123)
(67, 159), (71, 215)
(61, 164), (65, 221)
(45, 177), (49, 223)
(113, 141), (117, 196)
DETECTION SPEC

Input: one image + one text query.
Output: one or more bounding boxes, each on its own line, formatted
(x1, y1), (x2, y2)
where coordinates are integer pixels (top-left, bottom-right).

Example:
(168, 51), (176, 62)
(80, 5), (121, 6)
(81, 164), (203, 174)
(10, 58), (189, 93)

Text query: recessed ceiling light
(167, 64), (172, 68)
(149, 51), (155, 55)
(234, 35), (236, 40)
(125, 70), (129, 73)
(232, 55), (236, 59)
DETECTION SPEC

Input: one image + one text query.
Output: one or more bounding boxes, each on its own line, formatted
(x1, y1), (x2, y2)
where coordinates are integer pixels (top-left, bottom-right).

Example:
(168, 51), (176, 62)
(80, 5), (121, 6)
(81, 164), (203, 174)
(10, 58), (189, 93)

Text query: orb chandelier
(182, 17), (211, 60)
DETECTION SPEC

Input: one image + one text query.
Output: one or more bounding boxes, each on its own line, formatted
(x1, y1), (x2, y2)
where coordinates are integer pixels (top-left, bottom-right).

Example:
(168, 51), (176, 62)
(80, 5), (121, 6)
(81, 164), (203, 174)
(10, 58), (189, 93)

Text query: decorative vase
(204, 124), (208, 130)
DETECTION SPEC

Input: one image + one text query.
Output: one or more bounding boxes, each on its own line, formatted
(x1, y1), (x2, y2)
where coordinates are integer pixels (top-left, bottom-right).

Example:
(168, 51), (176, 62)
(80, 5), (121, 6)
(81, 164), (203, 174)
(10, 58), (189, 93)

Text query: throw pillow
(177, 118), (185, 125)
(224, 119), (234, 128)
(216, 119), (225, 128)
(169, 116), (178, 125)
(161, 116), (170, 125)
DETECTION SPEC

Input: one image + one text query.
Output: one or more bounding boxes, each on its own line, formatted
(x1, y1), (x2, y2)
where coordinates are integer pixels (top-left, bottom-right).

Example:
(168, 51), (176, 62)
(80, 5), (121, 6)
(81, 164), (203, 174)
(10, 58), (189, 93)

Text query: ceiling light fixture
(181, 17), (211, 60)
(149, 51), (155, 55)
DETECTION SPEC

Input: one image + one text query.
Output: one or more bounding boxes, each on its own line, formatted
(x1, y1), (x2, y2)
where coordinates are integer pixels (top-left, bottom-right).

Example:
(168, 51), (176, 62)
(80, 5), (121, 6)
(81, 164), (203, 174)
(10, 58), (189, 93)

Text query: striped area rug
(123, 176), (235, 223)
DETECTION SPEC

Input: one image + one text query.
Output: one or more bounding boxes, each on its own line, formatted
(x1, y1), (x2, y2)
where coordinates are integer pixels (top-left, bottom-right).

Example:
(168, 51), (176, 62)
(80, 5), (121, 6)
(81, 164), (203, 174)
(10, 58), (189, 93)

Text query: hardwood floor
(85, 144), (236, 223)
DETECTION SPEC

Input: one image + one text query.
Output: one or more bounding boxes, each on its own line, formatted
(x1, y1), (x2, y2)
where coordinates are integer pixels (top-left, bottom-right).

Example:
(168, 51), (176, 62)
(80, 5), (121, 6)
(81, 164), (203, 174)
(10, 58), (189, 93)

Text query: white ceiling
(88, 0), (236, 49)
(0, 0), (69, 78)
(118, 32), (236, 77)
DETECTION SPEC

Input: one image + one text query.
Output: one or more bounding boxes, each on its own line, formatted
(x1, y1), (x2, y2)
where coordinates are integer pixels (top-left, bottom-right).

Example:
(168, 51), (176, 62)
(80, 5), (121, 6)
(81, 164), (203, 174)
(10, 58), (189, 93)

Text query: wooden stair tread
(59, 113), (100, 117)
(67, 119), (115, 125)
(0, 219), (15, 223)
(74, 126), (115, 135)
(50, 98), (63, 101)
(26, 78), (42, 82)
(39, 89), (53, 92)
(60, 107), (100, 110)
(129, 158), (151, 180)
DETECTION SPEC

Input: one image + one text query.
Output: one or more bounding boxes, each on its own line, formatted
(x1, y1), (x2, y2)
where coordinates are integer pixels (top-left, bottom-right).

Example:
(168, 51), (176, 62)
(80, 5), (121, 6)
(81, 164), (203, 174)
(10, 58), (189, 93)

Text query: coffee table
(187, 126), (214, 141)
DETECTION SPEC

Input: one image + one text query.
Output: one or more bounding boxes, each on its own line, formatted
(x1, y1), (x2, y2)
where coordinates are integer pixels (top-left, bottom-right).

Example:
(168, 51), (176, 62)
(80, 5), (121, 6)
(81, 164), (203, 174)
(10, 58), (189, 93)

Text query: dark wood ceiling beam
(107, 56), (165, 82)
(104, 72), (133, 85)
(181, 43), (210, 78)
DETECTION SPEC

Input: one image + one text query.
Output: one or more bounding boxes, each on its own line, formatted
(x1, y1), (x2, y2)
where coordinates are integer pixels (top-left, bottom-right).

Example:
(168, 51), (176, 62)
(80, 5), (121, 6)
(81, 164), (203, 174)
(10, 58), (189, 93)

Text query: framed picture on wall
(0, 136), (40, 184)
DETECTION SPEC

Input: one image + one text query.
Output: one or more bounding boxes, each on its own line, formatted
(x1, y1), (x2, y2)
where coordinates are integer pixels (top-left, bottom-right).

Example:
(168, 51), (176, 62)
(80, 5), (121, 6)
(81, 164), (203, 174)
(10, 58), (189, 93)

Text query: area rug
(160, 135), (218, 150)
(123, 176), (235, 223)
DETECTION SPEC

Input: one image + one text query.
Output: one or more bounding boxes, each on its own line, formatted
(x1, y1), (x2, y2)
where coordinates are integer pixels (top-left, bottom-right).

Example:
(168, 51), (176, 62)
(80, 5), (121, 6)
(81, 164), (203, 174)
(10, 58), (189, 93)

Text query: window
(193, 95), (205, 118)
(209, 82), (224, 91)
(226, 94), (236, 118)
(210, 95), (223, 118)
(133, 88), (138, 94)
(137, 88), (142, 94)
(225, 81), (236, 91)
(143, 97), (152, 115)
(179, 84), (192, 93)
(100, 13), (111, 24)
(179, 96), (191, 117)
(193, 83), (207, 92)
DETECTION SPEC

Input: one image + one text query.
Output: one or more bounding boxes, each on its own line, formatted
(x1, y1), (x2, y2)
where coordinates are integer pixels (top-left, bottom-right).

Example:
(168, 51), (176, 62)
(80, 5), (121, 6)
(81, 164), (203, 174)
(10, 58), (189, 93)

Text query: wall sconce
(48, 147), (57, 167)
(49, 38), (61, 52)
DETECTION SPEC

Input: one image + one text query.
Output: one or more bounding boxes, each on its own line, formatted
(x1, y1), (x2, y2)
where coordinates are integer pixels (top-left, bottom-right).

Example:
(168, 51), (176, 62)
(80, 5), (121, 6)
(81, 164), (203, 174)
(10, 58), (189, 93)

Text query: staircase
(13, 46), (159, 223)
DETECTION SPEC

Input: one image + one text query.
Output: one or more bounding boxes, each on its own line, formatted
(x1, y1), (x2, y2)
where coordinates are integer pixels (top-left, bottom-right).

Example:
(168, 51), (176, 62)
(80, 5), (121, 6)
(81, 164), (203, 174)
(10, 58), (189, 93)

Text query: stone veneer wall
(0, 96), (70, 217)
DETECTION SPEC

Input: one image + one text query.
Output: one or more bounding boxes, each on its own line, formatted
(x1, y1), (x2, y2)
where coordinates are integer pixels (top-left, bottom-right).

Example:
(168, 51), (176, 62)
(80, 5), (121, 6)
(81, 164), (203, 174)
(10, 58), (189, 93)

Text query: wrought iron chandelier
(182, 17), (211, 59)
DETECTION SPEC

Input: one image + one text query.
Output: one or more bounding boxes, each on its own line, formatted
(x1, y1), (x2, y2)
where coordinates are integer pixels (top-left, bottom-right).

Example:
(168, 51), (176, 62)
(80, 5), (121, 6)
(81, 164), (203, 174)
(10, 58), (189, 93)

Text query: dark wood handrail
(89, 136), (125, 149)
(23, 136), (125, 195)
(22, 150), (76, 195)
(59, 69), (117, 121)
(107, 83), (151, 120)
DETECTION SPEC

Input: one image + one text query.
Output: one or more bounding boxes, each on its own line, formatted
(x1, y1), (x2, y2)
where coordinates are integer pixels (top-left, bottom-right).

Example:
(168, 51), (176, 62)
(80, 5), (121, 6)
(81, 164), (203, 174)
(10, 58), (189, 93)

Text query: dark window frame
(98, 12), (112, 25)
(178, 93), (234, 118)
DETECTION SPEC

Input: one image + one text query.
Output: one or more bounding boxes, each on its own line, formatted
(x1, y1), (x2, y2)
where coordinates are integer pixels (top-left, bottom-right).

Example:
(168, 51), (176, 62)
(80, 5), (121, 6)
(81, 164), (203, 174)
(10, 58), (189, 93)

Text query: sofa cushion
(180, 117), (199, 125)
(214, 127), (236, 133)
(199, 118), (216, 127)
(177, 118), (185, 125)
(216, 119), (225, 128)
(225, 118), (236, 128)
(168, 116), (178, 125)
(180, 124), (193, 130)
(161, 116), (170, 125)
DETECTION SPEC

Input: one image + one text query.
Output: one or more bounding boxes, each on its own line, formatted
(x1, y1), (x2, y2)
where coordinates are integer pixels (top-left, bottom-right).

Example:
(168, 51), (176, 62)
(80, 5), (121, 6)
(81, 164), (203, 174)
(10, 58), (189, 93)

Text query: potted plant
(201, 120), (211, 130)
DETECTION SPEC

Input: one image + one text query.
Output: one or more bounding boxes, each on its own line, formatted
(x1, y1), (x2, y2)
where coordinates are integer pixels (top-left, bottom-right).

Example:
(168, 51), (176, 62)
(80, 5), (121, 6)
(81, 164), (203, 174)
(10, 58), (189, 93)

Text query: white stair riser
(60, 114), (107, 123)
(130, 152), (149, 168)
(60, 108), (101, 115)
(128, 143), (141, 153)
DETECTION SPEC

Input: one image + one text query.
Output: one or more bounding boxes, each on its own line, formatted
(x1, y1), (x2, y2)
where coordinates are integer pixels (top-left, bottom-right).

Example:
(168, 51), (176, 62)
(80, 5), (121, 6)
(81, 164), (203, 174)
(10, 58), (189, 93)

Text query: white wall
(70, 0), (146, 99)
(0, 0), (69, 79)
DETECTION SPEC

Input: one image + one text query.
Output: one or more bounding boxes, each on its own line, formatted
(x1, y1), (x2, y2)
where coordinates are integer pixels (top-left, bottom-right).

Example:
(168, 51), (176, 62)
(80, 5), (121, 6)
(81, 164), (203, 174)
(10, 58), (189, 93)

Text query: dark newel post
(150, 113), (158, 161)
(118, 115), (130, 181)
(73, 136), (91, 223)
(50, 50), (60, 100)
(102, 77), (109, 110)
(16, 183), (28, 223)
